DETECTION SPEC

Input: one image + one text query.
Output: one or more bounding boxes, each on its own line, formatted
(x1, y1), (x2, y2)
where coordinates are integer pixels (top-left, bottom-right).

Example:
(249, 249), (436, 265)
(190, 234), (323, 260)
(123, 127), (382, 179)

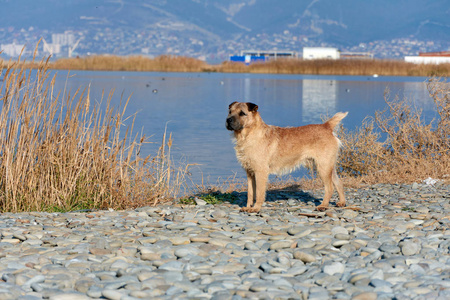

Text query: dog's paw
(336, 201), (346, 208)
(240, 207), (261, 213)
(316, 205), (328, 211)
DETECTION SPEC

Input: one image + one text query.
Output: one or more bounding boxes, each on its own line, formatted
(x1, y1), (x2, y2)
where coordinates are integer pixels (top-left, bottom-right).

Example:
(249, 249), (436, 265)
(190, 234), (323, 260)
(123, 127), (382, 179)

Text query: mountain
(1, 0), (449, 61)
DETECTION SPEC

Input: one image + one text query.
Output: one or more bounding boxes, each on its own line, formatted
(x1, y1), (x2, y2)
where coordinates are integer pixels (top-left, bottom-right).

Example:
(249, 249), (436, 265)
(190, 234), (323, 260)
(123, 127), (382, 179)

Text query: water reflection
(302, 79), (337, 123)
(402, 81), (434, 110)
(244, 77), (251, 102)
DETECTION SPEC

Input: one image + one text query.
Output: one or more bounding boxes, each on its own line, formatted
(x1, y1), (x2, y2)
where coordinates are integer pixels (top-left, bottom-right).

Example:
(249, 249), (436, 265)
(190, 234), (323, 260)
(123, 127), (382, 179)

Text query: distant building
(52, 32), (76, 46)
(229, 54), (265, 64)
(405, 51), (450, 64)
(303, 47), (340, 60)
(42, 41), (61, 55)
(229, 50), (298, 64)
(340, 52), (374, 59)
(419, 51), (450, 56)
(0, 43), (25, 57)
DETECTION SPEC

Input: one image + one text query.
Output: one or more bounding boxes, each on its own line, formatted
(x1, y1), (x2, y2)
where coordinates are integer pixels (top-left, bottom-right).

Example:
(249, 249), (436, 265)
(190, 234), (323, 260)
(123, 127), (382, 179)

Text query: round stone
(323, 262), (345, 275)
(293, 250), (316, 263)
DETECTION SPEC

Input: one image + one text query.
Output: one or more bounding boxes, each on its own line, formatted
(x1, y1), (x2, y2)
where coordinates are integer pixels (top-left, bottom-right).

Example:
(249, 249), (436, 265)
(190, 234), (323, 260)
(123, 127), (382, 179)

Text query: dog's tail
(325, 112), (348, 131)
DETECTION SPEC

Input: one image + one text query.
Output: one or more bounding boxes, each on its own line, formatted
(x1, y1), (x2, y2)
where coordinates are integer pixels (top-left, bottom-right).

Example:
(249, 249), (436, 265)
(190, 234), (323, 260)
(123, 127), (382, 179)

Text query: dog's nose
(226, 117), (233, 124)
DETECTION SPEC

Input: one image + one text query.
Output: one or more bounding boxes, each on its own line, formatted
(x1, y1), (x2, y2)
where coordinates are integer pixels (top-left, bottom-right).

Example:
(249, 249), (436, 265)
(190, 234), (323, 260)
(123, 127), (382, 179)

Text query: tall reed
(51, 55), (208, 72)
(0, 48), (187, 212)
(219, 59), (450, 77)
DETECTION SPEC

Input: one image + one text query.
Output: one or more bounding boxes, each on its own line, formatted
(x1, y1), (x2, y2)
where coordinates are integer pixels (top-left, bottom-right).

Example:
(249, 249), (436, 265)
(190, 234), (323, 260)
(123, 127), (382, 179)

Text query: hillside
(1, 0), (449, 61)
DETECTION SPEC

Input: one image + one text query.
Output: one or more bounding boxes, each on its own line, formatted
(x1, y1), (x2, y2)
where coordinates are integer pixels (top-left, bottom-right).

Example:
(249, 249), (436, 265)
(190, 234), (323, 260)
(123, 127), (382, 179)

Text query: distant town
(1, 26), (449, 63)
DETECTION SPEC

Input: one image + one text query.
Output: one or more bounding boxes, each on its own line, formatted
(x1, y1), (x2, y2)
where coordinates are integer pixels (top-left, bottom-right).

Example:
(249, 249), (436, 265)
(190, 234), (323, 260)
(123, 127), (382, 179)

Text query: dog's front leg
(241, 170), (267, 213)
(246, 171), (256, 208)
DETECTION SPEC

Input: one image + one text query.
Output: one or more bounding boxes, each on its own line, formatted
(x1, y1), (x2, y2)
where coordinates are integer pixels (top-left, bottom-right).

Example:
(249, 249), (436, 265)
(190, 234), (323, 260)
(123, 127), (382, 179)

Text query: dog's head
(226, 101), (259, 131)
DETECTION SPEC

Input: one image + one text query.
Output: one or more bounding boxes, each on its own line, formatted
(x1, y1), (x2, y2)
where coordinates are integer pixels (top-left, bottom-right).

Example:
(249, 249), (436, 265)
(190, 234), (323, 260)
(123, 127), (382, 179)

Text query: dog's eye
(239, 111), (246, 116)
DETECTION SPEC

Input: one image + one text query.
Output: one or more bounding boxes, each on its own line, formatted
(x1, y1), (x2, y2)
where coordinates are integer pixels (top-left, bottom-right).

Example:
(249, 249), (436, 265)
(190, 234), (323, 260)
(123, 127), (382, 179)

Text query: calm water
(52, 71), (436, 184)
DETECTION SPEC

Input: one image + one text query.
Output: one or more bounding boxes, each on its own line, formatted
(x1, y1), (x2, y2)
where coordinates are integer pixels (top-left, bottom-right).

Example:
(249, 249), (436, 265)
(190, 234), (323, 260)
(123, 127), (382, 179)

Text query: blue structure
(229, 55), (266, 65)
(229, 50), (298, 65)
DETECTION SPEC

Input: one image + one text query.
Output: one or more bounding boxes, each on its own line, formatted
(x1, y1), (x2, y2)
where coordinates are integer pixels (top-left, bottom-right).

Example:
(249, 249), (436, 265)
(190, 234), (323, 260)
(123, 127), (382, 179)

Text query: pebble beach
(0, 182), (449, 300)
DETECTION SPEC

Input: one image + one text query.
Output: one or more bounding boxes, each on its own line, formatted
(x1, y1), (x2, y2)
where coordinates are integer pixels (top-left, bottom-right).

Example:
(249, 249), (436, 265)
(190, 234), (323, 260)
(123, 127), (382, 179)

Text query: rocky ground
(0, 182), (449, 300)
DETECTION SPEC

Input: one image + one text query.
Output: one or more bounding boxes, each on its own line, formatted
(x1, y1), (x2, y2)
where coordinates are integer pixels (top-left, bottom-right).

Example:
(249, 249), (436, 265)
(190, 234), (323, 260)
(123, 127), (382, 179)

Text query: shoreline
(0, 182), (449, 299)
(2, 55), (450, 77)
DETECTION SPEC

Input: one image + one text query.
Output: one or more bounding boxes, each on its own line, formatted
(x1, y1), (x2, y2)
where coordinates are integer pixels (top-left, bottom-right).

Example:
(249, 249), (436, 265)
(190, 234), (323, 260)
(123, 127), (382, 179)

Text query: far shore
(2, 54), (450, 77)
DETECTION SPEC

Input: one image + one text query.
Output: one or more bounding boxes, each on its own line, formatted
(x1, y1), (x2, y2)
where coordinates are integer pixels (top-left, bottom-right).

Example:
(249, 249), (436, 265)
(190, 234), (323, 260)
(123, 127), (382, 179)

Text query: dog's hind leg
(332, 168), (346, 207)
(253, 171), (268, 212)
(316, 164), (335, 211)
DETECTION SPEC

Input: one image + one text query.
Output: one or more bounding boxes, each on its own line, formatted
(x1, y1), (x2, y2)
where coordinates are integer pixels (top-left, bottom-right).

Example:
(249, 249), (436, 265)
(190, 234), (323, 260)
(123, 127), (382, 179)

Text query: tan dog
(226, 101), (347, 213)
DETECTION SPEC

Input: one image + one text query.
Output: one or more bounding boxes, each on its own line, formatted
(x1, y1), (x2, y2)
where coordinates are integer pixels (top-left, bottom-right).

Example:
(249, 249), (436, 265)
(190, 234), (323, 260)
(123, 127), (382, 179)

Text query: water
(52, 71), (436, 185)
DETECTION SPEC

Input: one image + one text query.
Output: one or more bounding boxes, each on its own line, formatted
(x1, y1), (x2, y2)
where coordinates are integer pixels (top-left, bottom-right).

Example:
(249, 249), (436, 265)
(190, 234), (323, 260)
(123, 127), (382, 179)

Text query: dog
(226, 101), (347, 213)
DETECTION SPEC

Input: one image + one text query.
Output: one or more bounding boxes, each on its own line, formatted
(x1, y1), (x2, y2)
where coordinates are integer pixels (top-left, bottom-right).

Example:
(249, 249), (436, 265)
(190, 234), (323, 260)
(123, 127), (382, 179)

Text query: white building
(303, 47), (340, 60)
(52, 31), (75, 46)
(0, 43), (25, 57)
(405, 56), (450, 64)
(42, 43), (61, 55)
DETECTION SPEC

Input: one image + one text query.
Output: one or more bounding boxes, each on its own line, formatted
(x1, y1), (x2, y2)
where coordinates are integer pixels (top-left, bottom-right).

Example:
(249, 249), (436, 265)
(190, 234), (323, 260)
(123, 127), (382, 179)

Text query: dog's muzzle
(226, 117), (235, 131)
(226, 117), (243, 131)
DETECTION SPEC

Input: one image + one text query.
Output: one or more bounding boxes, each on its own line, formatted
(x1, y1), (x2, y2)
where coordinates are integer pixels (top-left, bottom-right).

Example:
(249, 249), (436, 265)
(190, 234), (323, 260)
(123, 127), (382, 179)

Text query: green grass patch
(179, 191), (240, 205)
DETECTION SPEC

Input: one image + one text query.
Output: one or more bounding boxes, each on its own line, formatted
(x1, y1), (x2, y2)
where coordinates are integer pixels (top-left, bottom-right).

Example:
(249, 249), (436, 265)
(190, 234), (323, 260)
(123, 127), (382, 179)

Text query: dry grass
(50, 55), (208, 72)
(0, 48), (189, 212)
(218, 59), (450, 77)
(46, 56), (450, 77)
(338, 77), (449, 184)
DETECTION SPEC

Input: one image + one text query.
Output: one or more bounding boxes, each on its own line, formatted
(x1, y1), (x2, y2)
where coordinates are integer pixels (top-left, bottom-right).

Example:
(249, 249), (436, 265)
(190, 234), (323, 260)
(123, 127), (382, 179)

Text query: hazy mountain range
(1, 0), (449, 61)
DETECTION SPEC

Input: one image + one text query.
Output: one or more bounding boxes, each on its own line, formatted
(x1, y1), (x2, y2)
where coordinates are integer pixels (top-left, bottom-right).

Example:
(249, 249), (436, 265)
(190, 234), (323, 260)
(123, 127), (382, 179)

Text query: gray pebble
(49, 293), (91, 300)
(293, 250), (316, 263)
(323, 262), (345, 275)
(400, 240), (421, 255)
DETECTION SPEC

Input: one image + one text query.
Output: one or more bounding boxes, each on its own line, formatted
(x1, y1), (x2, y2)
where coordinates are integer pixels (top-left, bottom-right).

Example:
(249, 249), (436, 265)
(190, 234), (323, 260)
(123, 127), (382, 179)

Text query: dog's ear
(228, 101), (238, 109)
(246, 102), (258, 112)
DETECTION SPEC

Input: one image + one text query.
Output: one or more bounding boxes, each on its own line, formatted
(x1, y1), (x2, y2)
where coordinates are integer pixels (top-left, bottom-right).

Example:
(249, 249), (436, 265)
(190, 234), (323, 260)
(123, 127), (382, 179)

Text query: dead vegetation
(0, 48), (189, 212)
(50, 55), (208, 73)
(338, 77), (449, 184)
(218, 59), (450, 77)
